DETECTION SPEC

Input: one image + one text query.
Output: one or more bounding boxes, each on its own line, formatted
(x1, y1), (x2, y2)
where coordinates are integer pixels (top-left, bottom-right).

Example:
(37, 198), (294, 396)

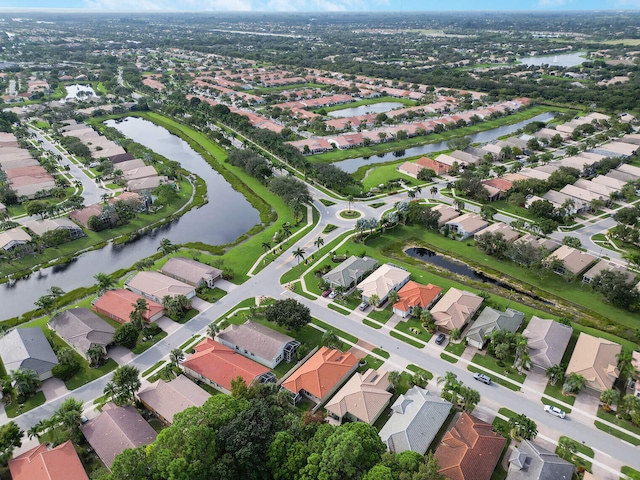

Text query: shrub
(52, 363), (81, 381)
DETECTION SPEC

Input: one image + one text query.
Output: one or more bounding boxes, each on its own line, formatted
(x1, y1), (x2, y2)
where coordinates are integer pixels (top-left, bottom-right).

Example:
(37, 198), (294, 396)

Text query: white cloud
(537, 0), (572, 6)
(83, 0), (252, 10)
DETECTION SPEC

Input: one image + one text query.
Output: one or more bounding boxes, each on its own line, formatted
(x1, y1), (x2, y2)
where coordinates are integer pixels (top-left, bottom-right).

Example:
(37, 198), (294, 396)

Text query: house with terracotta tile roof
(137, 375), (210, 425)
(522, 317), (572, 371)
(325, 369), (392, 424)
(48, 308), (115, 360)
(392, 281), (443, 318)
(160, 257), (222, 288)
(379, 386), (452, 455)
(281, 346), (359, 405)
(182, 338), (275, 394)
(216, 320), (300, 369)
(8, 440), (89, 480)
(81, 402), (157, 470)
(566, 332), (621, 393)
(125, 271), (196, 303)
(92, 289), (164, 324)
(431, 288), (483, 334)
(434, 411), (507, 480)
(356, 264), (410, 304)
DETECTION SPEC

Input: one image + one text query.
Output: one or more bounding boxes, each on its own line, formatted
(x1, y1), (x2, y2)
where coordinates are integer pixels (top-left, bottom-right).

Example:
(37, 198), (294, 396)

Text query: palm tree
(600, 389), (618, 412)
(207, 323), (219, 339)
(133, 258), (154, 271)
(157, 238), (178, 256)
(261, 241), (271, 254)
(87, 344), (106, 368)
(34, 295), (55, 317)
(556, 437), (579, 462)
(562, 372), (586, 395)
(458, 385), (480, 411)
(450, 328), (461, 342)
(129, 298), (149, 330)
(430, 186), (438, 197)
(454, 198), (465, 212)
(281, 222), (292, 241)
(293, 247), (305, 265)
(369, 294), (381, 309)
(347, 194), (354, 212)
(617, 350), (635, 389)
(407, 189), (416, 200)
(512, 334), (529, 371)
(545, 364), (565, 386)
(387, 290), (399, 306)
(27, 420), (47, 440)
(321, 330), (341, 350)
(11, 369), (41, 398)
(509, 413), (538, 440)
(388, 371), (402, 390)
(169, 348), (184, 367)
(313, 236), (324, 251)
(94, 272), (115, 295)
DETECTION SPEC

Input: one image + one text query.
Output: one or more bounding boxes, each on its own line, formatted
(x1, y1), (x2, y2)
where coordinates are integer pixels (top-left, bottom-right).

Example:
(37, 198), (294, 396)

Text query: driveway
(156, 316), (181, 335)
(41, 377), (68, 401)
(109, 345), (136, 365)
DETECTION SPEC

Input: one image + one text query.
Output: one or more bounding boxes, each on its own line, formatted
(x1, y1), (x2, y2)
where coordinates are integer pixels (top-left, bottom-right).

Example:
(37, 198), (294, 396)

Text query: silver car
(544, 405), (566, 419)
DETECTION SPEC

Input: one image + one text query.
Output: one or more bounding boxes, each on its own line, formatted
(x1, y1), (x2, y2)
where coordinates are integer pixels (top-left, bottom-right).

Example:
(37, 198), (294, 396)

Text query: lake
(517, 52), (587, 68)
(0, 117), (259, 320)
(334, 112), (557, 173)
(328, 102), (404, 118)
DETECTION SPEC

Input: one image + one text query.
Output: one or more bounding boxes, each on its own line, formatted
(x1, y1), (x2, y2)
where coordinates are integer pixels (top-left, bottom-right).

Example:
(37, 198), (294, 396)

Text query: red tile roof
(92, 289), (163, 324)
(282, 346), (358, 399)
(434, 412), (506, 480)
(393, 281), (442, 313)
(182, 338), (269, 391)
(9, 440), (89, 480)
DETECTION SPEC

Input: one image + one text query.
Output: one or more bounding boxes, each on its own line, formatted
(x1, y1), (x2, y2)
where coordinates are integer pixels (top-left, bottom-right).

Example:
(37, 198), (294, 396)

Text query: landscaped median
(595, 407), (640, 446)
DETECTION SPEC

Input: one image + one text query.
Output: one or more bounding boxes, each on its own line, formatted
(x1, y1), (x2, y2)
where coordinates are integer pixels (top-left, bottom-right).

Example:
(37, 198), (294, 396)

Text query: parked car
(473, 372), (492, 385)
(322, 289), (332, 297)
(435, 333), (446, 345)
(544, 404), (566, 419)
(328, 290), (338, 299)
(358, 301), (369, 311)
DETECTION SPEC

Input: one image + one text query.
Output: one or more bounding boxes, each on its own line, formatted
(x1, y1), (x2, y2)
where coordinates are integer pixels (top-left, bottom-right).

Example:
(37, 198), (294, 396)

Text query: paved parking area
(41, 377), (68, 401)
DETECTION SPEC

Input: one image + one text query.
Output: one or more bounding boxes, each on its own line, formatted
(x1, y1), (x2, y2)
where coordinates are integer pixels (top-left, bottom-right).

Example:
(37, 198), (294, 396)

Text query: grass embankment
(310, 105), (563, 163)
(133, 112), (295, 281)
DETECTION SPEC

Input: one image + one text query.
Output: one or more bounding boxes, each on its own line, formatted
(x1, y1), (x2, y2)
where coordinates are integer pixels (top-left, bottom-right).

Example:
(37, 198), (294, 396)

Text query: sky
(0, 0), (639, 12)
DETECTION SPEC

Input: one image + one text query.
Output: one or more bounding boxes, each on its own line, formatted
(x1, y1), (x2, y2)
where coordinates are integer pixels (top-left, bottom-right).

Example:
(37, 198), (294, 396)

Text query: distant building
(92, 289), (164, 324)
(392, 281), (442, 318)
(566, 332), (621, 393)
(356, 264), (410, 304)
(125, 271), (196, 303)
(431, 288), (483, 334)
(522, 317), (572, 371)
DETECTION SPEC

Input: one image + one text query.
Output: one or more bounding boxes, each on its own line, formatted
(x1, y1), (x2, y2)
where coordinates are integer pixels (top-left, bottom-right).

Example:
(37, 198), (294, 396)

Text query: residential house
(431, 288), (483, 334)
(8, 440), (89, 480)
(544, 245), (596, 276)
(322, 256), (379, 291)
(582, 260), (636, 285)
(48, 308), (115, 360)
(137, 375), (210, 425)
(397, 161), (425, 178)
(444, 213), (489, 240)
(566, 332), (621, 392)
(0, 227), (31, 251)
(514, 234), (559, 253)
(123, 165), (159, 181)
(181, 338), (275, 394)
(431, 204), (461, 227)
(216, 320), (300, 369)
(450, 150), (481, 165)
(378, 386), (452, 454)
(415, 156), (450, 175)
(160, 257), (222, 288)
(81, 402), (157, 470)
(482, 178), (513, 200)
(632, 351), (640, 398)
(392, 281), (443, 318)
(466, 307), (525, 349)
(522, 316), (572, 371)
(92, 289), (164, 324)
(474, 222), (520, 242)
(325, 369), (392, 424)
(507, 439), (574, 480)
(127, 175), (168, 193)
(0, 328), (58, 381)
(125, 271), (196, 304)
(432, 153), (466, 173)
(356, 264), (410, 304)
(281, 347), (359, 405)
(69, 204), (106, 229)
(25, 218), (85, 240)
(434, 411), (507, 480)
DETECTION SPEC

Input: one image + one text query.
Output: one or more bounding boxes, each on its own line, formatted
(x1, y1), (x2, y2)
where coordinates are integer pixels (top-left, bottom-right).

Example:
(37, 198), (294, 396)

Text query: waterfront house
(160, 257), (222, 288)
(125, 271), (196, 304)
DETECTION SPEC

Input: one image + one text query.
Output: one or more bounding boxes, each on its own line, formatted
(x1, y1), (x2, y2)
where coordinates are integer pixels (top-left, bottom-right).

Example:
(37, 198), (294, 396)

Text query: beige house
(431, 288), (483, 334)
(582, 260), (636, 285)
(430, 204), (460, 227)
(325, 369), (392, 424)
(125, 271), (196, 303)
(356, 264), (410, 304)
(474, 222), (520, 242)
(0, 227), (31, 251)
(160, 257), (222, 288)
(545, 245), (596, 276)
(566, 332), (621, 393)
(137, 375), (210, 425)
(25, 218), (85, 240)
(444, 213), (489, 240)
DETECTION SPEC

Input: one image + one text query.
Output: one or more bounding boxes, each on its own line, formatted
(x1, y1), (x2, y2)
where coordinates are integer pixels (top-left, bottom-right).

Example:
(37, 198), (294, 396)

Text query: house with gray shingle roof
(522, 316), (572, 371)
(466, 307), (524, 349)
(378, 386), (452, 455)
(322, 256), (378, 290)
(216, 320), (300, 369)
(507, 439), (574, 480)
(0, 328), (58, 381)
(48, 308), (115, 360)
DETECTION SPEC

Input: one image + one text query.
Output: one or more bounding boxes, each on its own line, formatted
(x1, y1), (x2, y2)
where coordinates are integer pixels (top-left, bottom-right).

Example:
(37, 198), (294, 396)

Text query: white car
(544, 405), (566, 419)
(328, 291), (338, 299)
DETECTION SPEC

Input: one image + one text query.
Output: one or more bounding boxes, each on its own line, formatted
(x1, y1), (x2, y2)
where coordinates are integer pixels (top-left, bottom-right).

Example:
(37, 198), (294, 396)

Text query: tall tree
(265, 298), (311, 332)
(509, 413), (538, 440)
(106, 365), (141, 405)
(94, 272), (115, 295)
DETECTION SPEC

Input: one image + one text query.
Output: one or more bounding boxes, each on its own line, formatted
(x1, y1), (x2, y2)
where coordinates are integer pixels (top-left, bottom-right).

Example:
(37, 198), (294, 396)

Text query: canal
(334, 112), (557, 173)
(1, 117), (260, 320)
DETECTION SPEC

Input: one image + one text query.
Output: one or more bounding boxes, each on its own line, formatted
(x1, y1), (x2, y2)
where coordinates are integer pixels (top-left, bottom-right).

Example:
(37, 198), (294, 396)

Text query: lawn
(197, 287), (227, 303)
(445, 341), (467, 357)
(390, 330), (424, 348)
(322, 224), (338, 234)
(368, 307), (394, 323)
(394, 317), (432, 343)
(622, 466), (640, 479)
(360, 162), (422, 190)
(556, 436), (593, 472)
(132, 331), (168, 354)
(319, 198), (336, 207)
(360, 354), (385, 371)
(406, 364), (433, 380)
(595, 408), (640, 446)
(5, 391), (46, 418)
(363, 318), (383, 329)
(328, 303), (351, 315)
(179, 335), (203, 350)
(142, 361), (166, 377)
(470, 353), (526, 384)
(542, 383), (576, 410)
